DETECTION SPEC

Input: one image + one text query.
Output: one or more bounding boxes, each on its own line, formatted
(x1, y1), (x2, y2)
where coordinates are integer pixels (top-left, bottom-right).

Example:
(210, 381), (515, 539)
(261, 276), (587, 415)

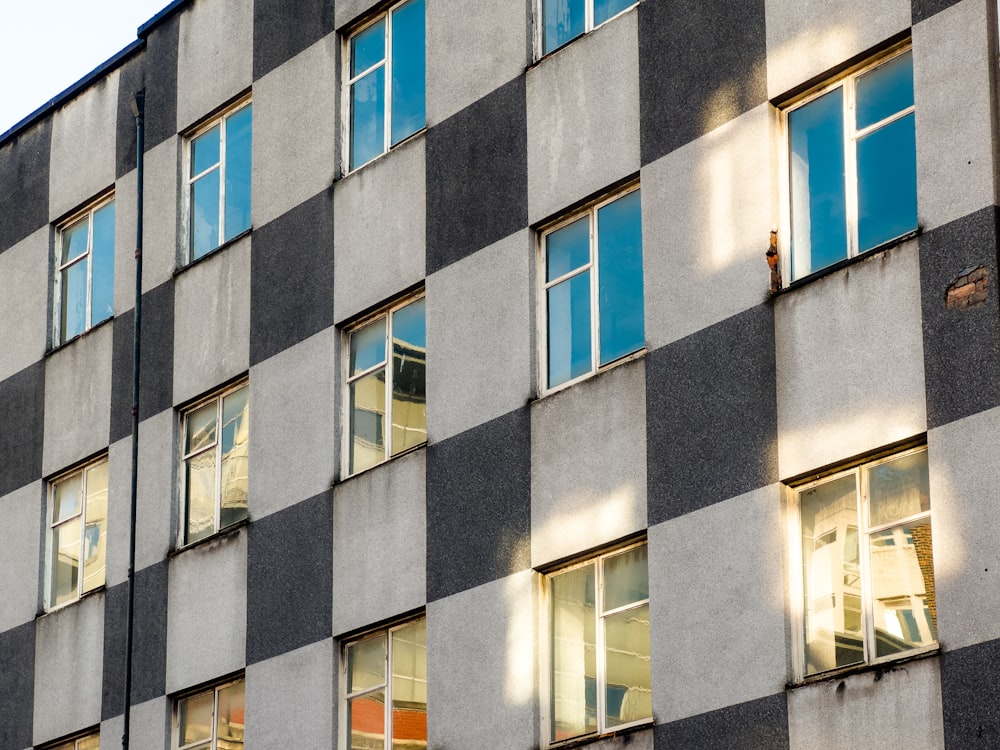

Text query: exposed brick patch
(945, 265), (989, 309)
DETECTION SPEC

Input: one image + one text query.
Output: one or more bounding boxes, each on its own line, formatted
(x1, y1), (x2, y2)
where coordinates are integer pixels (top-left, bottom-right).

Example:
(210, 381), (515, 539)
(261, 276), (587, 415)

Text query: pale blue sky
(1, 0), (173, 134)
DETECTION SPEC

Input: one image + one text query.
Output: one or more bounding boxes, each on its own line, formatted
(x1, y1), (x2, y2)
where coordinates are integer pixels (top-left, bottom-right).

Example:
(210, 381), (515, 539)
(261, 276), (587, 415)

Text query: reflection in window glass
(49, 458), (108, 609)
(179, 680), (245, 750)
(57, 198), (115, 344)
(51, 734), (101, 750)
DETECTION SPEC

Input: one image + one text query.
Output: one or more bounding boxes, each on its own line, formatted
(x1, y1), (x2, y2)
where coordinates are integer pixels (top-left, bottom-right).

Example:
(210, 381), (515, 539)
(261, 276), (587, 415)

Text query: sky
(1, 0), (174, 134)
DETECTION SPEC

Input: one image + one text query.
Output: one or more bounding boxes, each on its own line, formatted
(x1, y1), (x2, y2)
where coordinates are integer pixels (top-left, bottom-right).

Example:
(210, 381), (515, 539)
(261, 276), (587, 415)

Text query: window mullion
(857, 467), (876, 666)
(596, 559), (607, 734)
(384, 313), (393, 461)
(214, 401), (223, 535)
(385, 628), (393, 745)
(384, 10), (393, 152)
(84, 211), (94, 330)
(585, 0), (594, 34)
(77, 471), (88, 598)
(844, 78), (860, 260)
(212, 685), (221, 748)
(218, 118), (228, 245)
(590, 209), (600, 375)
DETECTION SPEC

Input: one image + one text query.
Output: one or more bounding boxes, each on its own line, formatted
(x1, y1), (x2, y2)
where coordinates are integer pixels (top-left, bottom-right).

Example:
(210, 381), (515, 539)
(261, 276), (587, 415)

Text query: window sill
(788, 645), (940, 688)
(340, 127), (426, 180)
(338, 442), (427, 485)
(46, 315), (114, 357)
(171, 517), (249, 557)
(39, 584), (107, 618)
(547, 719), (654, 750)
(536, 347), (647, 401)
(174, 228), (252, 277)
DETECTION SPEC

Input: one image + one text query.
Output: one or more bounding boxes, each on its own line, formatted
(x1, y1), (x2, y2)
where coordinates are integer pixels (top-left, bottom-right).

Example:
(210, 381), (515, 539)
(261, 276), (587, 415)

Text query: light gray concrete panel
(787, 656), (944, 750)
(249, 327), (336, 520)
(171, 234), (251, 405)
(332, 450), (425, 635)
(140, 138), (181, 291)
(105, 437), (131, 587)
(530, 358), (646, 567)
(134, 409), (176, 573)
(48, 70), (119, 220)
(0, 227), (48, 382)
(175, 0), (253, 131)
(333, 137), (425, 322)
(101, 697), (169, 750)
(425, 230), (533, 442)
(41, 322), (113, 475)
(426, 0), (529, 125)
(0, 482), (42, 632)
(928, 404), (1000, 650)
(913, 0), (995, 232)
(426, 570), (537, 749)
(764, 0), (910, 97)
(335, 0), (383, 30)
(526, 9), (639, 224)
(245, 638), (335, 749)
(165, 528), (247, 693)
(32, 593), (104, 745)
(775, 240), (926, 479)
(642, 103), (775, 350)
(252, 34), (337, 229)
(649, 485), (788, 724)
(113, 169), (137, 316)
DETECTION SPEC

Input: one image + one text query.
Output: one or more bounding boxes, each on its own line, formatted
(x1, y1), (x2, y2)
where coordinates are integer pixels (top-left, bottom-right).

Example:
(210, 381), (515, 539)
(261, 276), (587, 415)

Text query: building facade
(1, 0), (999, 748)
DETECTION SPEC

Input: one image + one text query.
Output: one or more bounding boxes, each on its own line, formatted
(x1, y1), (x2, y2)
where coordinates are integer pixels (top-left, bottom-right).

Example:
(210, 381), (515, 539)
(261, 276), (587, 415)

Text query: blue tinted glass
(857, 113), (917, 252)
(597, 191), (644, 364)
(90, 202), (115, 326)
(546, 216), (590, 282)
(392, 298), (426, 349)
(191, 125), (220, 175)
(352, 19), (386, 77)
(191, 169), (220, 259)
(351, 67), (386, 169)
(789, 88), (848, 279)
(351, 317), (387, 376)
(543, 0), (585, 54)
(390, 0), (426, 145)
(548, 272), (592, 388)
(856, 51), (913, 130)
(61, 258), (87, 341)
(594, 0), (634, 25)
(61, 218), (88, 264)
(224, 105), (252, 240)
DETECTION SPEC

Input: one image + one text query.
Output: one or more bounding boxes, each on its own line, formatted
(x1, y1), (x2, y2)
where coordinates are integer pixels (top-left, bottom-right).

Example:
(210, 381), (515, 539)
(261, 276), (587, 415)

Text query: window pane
(597, 190), (644, 365)
(191, 168), (221, 260)
(90, 202), (115, 327)
(352, 67), (386, 170)
(349, 691), (386, 750)
(390, 0), (425, 146)
(352, 18), (386, 77)
(77, 735), (101, 750)
(185, 451), (217, 544)
(217, 681), (246, 746)
(546, 216), (590, 282)
(857, 113), (917, 252)
(351, 318), (387, 376)
(856, 50), (914, 130)
(179, 690), (215, 745)
(547, 272), (592, 389)
(348, 634), (387, 693)
(868, 450), (929, 528)
(350, 369), (387, 474)
(54, 473), (82, 523)
(551, 563), (597, 741)
(603, 544), (648, 612)
(224, 105), (253, 242)
(82, 461), (108, 594)
(543, 0), (585, 54)
(391, 300), (427, 456)
(220, 388), (249, 528)
(191, 125), (221, 175)
(604, 603), (651, 728)
(871, 520), (937, 657)
(789, 88), (848, 279)
(61, 257), (88, 341)
(52, 517), (81, 606)
(391, 621), (427, 750)
(594, 0), (634, 25)
(799, 474), (863, 675)
(61, 216), (89, 264)
(186, 401), (218, 454)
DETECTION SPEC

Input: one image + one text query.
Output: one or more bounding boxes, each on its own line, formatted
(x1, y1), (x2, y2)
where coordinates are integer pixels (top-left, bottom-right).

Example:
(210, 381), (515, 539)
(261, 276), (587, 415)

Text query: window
(55, 196), (114, 344)
(540, 0), (637, 55)
(343, 618), (427, 750)
(541, 187), (644, 392)
(186, 101), (252, 261)
(785, 46), (916, 281)
(48, 733), (100, 750)
(346, 0), (426, 171)
(181, 383), (249, 545)
(47, 458), (108, 610)
(793, 446), (936, 679)
(546, 542), (651, 744)
(177, 679), (244, 749)
(345, 296), (426, 476)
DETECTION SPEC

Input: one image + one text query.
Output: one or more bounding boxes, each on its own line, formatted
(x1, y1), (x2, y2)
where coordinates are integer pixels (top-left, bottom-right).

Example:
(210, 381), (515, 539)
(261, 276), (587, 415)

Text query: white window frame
(53, 192), (115, 346)
(540, 540), (652, 746)
(183, 97), (252, 262)
(178, 381), (250, 547)
(175, 678), (245, 750)
(787, 445), (937, 682)
(537, 185), (644, 397)
(45, 455), (109, 611)
(778, 42), (915, 283)
(535, 0), (638, 58)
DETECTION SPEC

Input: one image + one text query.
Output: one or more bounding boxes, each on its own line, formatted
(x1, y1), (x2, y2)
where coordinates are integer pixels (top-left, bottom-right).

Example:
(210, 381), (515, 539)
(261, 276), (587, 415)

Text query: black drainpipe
(122, 90), (144, 750)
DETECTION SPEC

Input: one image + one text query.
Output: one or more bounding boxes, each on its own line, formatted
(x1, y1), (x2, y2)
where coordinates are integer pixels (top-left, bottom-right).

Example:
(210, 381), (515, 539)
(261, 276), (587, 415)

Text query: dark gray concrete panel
(249, 189), (335, 365)
(253, 0), (335, 81)
(942, 638), (1000, 748)
(920, 206), (1000, 429)
(0, 620), (35, 749)
(646, 305), (778, 526)
(246, 490), (333, 664)
(426, 407), (531, 602)
(143, 13), (179, 150)
(654, 693), (790, 750)
(110, 311), (135, 444)
(0, 119), (51, 253)
(0, 362), (45, 498)
(912, 0), (964, 24)
(638, 0), (766, 166)
(116, 54), (147, 178)
(101, 581), (128, 720)
(425, 76), (528, 274)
